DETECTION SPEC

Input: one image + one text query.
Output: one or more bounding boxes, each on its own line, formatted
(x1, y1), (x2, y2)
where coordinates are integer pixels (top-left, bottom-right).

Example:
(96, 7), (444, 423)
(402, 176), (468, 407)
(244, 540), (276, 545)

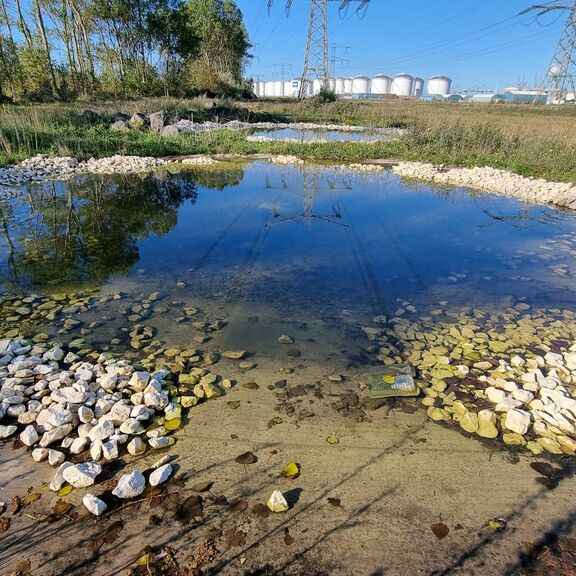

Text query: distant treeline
(0, 0), (251, 102)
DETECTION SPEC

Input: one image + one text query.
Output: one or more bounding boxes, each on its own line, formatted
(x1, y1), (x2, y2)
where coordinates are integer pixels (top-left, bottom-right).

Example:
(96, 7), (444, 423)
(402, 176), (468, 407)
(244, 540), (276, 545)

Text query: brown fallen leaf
(431, 523), (450, 540)
(283, 527), (294, 546)
(9, 559), (30, 575)
(0, 517), (10, 534)
(160, 493), (181, 511)
(191, 482), (213, 492)
(53, 501), (74, 516)
(235, 452), (258, 465)
(327, 497), (341, 507)
(242, 382), (259, 390)
(225, 528), (246, 547)
(213, 495), (229, 506)
(103, 520), (124, 545)
(229, 499), (248, 513)
(175, 495), (203, 523)
(253, 503), (271, 519)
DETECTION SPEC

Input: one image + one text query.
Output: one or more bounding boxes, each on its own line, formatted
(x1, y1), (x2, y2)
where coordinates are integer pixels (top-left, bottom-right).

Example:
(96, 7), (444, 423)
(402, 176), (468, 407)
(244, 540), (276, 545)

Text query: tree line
(0, 0), (251, 102)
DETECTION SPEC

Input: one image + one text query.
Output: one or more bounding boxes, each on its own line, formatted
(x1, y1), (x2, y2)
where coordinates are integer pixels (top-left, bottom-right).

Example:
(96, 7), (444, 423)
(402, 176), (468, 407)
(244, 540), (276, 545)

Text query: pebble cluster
(366, 302), (576, 455)
(392, 162), (576, 212)
(0, 337), (231, 513)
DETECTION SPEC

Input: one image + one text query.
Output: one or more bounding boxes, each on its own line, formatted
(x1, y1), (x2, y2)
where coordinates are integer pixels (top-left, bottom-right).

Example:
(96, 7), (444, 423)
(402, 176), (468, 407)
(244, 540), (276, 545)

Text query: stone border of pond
(1, 153), (576, 212)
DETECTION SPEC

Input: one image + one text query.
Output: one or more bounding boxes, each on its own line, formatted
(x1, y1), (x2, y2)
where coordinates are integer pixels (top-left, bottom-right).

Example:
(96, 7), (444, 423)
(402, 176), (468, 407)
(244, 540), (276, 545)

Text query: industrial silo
(352, 75), (370, 95)
(344, 77), (353, 94)
(427, 75), (451, 96)
(272, 80), (283, 97)
(371, 75), (392, 95)
(413, 77), (424, 97)
(264, 81), (275, 97)
(312, 79), (323, 96)
(391, 73), (414, 97)
(335, 77), (345, 95)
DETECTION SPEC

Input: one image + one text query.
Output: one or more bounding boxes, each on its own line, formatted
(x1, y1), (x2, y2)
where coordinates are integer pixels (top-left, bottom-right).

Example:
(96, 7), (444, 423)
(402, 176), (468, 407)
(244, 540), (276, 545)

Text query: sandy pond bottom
(0, 162), (576, 575)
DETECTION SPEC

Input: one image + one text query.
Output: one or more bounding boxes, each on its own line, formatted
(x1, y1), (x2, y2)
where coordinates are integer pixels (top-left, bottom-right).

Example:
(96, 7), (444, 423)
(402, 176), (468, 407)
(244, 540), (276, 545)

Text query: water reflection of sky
(1, 162), (576, 322)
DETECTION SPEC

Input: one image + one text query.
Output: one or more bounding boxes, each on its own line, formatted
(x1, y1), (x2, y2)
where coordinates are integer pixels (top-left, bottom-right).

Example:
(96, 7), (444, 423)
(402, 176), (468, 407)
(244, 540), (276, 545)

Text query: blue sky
(235, 0), (567, 91)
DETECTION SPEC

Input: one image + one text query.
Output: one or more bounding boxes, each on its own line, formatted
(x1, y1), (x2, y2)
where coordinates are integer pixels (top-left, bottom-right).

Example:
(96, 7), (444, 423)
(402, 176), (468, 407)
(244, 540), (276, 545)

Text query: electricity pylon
(268, 0), (370, 99)
(522, 1), (576, 103)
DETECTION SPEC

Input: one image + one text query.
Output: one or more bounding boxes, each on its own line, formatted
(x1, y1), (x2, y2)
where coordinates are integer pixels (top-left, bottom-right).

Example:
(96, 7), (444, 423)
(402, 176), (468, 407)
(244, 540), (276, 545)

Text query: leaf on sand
(175, 495), (203, 522)
(9, 496), (21, 515)
(488, 518), (507, 532)
(252, 503), (271, 519)
(283, 527), (295, 546)
(327, 497), (341, 508)
(22, 493), (41, 506)
(229, 498), (248, 513)
(57, 485), (73, 497)
(281, 462), (300, 480)
(0, 517), (10, 534)
(326, 434), (340, 445)
(242, 382), (259, 390)
(103, 520), (124, 545)
(225, 528), (246, 547)
(53, 501), (74, 516)
(9, 559), (30, 575)
(227, 401), (241, 410)
(431, 523), (449, 539)
(160, 493), (181, 511)
(235, 452), (258, 465)
(135, 551), (155, 566)
(191, 481), (213, 492)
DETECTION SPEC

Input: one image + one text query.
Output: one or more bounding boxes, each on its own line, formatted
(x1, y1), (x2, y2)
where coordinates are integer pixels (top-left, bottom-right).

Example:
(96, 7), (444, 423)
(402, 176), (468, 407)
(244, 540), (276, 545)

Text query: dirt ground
(1, 308), (576, 576)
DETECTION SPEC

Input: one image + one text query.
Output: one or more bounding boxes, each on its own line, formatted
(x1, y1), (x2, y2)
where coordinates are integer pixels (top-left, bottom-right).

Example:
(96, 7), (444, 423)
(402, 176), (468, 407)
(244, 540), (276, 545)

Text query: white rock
(127, 437), (146, 455)
(495, 398), (524, 412)
(545, 352), (564, 368)
(102, 439), (118, 460)
(267, 489), (289, 512)
(32, 447), (48, 462)
(129, 371), (150, 392)
(119, 418), (144, 435)
(512, 389), (534, 403)
(48, 408), (73, 427)
(70, 436), (90, 454)
(0, 424), (18, 438)
(504, 409), (531, 435)
(90, 439), (103, 460)
(83, 493), (107, 516)
(20, 424), (39, 446)
(485, 387), (506, 404)
(62, 462), (102, 487)
(131, 405), (151, 420)
(144, 390), (169, 410)
(152, 455), (173, 469)
(48, 449), (65, 466)
(40, 423), (73, 447)
(149, 464), (172, 486)
(88, 420), (115, 441)
(78, 406), (94, 423)
(112, 470), (146, 499)
(49, 462), (74, 491)
(149, 436), (172, 449)
(510, 355), (526, 367)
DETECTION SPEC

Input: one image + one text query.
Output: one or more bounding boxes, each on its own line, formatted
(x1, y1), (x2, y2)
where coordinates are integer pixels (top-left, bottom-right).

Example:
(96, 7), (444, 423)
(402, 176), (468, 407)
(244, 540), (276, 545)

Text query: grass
(1, 97), (576, 183)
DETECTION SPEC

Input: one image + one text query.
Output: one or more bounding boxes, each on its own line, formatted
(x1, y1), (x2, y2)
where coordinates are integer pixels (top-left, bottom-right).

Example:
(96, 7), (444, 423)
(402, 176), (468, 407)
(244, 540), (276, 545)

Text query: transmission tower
(522, 1), (576, 103)
(268, 0), (370, 99)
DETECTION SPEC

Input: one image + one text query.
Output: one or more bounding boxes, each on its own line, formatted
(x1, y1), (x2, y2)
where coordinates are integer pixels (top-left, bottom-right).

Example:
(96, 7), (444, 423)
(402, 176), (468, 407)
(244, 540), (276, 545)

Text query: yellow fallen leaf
(22, 493), (41, 505)
(281, 462), (300, 479)
(58, 485), (73, 497)
(326, 434), (340, 445)
(135, 552), (155, 566)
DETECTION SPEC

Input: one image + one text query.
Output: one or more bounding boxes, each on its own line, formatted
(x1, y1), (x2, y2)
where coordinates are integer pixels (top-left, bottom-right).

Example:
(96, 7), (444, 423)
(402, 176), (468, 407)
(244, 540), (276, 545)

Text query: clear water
(249, 128), (389, 142)
(1, 161), (576, 346)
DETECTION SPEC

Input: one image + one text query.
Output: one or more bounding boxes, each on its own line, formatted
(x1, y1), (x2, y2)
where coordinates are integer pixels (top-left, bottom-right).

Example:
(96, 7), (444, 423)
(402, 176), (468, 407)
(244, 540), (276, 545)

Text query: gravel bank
(392, 161), (576, 211)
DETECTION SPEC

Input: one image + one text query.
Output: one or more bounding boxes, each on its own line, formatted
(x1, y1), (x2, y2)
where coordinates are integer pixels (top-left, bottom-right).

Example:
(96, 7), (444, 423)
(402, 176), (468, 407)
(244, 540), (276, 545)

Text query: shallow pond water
(249, 127), (390, 142)
(1, 162), (576, 338)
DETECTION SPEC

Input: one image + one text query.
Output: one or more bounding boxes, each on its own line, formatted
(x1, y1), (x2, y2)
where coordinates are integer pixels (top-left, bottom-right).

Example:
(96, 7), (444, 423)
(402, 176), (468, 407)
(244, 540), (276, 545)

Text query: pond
(1, 161), (576, 575)
(247, 127), (394, 143)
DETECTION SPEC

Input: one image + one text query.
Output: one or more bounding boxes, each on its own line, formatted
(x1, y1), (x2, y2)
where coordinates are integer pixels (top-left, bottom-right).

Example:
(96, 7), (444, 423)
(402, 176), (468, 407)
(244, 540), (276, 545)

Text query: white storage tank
(413, 77), (424, 97)
(312, 79), (322, 96)
(427, 75), (451, 96)
(392, 73), (414, 97)
(272, 80), (283, 97)
(335, 77), (345, 95)
(371, 75), (392, 95)
(284, 79), (299, 98)
(352, 75), (370, 95)
(264, 81), (275, 97)
(328, 78), (336, 92)
(344, 77), (353, 94)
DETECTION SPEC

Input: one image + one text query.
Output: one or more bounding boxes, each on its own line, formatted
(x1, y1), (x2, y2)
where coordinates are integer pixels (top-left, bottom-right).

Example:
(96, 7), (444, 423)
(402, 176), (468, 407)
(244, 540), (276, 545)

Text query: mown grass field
(1, 96), (575, 182)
